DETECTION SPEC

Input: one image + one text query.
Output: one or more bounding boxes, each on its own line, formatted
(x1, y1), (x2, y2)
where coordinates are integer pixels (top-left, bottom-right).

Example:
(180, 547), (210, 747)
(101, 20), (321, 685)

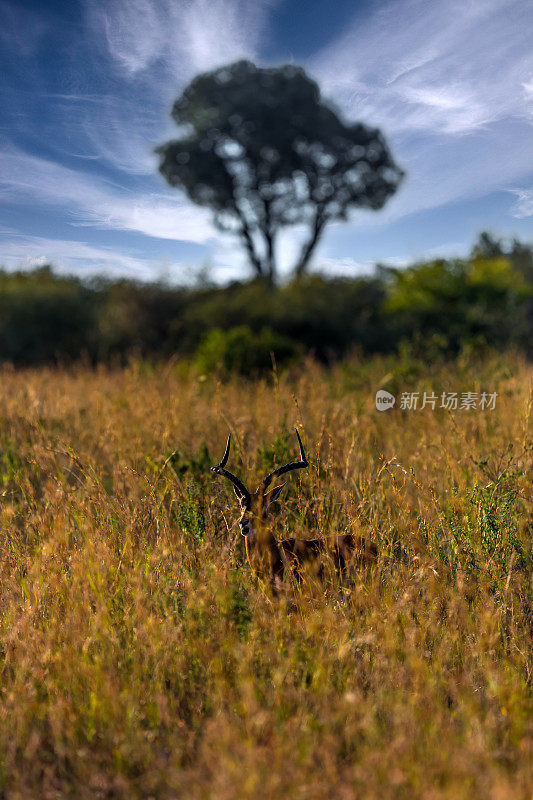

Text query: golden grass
(0, 352), (531, 799)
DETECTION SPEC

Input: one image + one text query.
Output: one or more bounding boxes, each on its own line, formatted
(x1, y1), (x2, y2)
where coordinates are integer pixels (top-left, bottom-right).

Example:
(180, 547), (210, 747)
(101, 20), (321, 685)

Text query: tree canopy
(157, 60), (404, 283)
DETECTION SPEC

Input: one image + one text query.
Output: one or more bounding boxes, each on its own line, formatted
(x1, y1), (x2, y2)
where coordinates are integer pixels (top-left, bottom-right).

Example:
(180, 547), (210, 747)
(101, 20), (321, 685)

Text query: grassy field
(0, 352), (531, 799)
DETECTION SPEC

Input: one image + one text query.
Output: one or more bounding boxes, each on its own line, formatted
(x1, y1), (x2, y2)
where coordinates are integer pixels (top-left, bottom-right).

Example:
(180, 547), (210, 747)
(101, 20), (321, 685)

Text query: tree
(471, 231), (504, 259)
(156, 60), (403, 284)
(471, 230), (533, 283)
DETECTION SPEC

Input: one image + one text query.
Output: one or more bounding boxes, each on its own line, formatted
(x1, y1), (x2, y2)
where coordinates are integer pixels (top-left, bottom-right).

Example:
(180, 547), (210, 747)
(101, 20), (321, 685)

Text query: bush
(195, 325), (301, 377)
(1, 232), (532, 367)
(0, 266), (97, 364)
(180, 275), (388, 359)
(383, 256), (532, 354)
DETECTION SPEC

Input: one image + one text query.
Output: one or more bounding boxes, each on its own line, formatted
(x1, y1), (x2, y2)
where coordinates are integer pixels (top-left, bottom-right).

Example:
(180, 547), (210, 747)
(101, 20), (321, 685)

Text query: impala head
(210, 430), (309, 540)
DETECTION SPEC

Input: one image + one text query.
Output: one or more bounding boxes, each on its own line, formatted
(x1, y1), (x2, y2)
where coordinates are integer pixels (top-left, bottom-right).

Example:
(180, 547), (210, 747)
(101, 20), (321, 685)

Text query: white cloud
(0, 232), (264, 284)
(0, 146), (217, 244)
(77, 95), (162, 175)
(357, 119), (533, 226)
(175, 0), (276, 75)
(305, 0), (533, 227)
(508, 188), (533, 218)
(88, 0), (278, 79)
(69, 0), (282, 176)
(100, 0), (166, 75)
(0, 234), (162, 279)
(311, 0), (533, 135)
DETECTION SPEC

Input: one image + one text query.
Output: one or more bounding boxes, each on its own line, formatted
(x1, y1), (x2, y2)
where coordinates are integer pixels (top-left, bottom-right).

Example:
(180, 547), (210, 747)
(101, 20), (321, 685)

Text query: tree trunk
(265, 230), (276, 285)
(240, 223), (264, 279)
(293, 214), (326, 278)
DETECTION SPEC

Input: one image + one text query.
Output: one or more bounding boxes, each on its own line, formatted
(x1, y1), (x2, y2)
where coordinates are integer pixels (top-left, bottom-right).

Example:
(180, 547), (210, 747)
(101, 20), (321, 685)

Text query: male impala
(211, 430), (376, 589)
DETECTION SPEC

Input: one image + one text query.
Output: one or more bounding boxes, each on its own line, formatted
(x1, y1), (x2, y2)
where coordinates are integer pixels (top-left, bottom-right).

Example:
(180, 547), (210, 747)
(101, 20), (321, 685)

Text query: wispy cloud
(0, 229), (259, 283)
(0, 233), (163, 279)
(307, 0), (533, 227)
(78, 0), (281, 175)
(311, 0), (533, 135)
(77, 95), (162, 176)
(0, 147), (216, 244)
(87, 0), (278, 79)
(508, 188), (533, 218)
(348, 119), (533, 227)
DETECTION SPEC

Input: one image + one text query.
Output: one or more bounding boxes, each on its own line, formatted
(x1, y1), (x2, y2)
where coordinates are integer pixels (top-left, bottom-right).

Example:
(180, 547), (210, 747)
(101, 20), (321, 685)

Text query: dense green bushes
(383, 255), (532, 354)
(0, 267), (96, 364)
(195, 326), (301, 377)
(179, 275), (387, 359)
(0, 234), (531, 369)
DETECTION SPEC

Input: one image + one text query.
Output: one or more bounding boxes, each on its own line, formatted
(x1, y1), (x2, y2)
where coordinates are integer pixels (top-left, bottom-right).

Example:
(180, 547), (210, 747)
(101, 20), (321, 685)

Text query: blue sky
(1, 0), (532, 282)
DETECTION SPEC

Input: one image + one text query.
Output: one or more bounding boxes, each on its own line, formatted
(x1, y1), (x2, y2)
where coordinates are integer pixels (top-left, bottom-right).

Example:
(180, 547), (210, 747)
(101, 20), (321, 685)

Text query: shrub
(0, 265), (96, 364)
(383, 256), (532, 353)
(195, 325), (301, 377)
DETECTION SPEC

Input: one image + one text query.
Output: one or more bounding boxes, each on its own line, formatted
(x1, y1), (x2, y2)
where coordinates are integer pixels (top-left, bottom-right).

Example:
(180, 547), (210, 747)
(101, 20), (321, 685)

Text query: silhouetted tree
(156, 60), (403, 283)
(472, 231), (504, 259)
(471, 231), (533, 282)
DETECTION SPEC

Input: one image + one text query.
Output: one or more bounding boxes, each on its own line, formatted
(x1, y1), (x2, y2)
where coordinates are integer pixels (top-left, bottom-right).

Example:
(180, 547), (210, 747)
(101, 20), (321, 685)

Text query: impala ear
(264, 483), (286, 509)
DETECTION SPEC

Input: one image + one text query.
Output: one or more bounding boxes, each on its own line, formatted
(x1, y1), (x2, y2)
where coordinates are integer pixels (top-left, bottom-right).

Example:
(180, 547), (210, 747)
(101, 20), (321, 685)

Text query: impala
(211, 430), (376, 589)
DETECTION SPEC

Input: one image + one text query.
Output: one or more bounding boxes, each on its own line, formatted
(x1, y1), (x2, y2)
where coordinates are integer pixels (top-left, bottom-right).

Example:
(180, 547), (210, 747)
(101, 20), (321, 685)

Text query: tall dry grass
(0, 352), (531, 799)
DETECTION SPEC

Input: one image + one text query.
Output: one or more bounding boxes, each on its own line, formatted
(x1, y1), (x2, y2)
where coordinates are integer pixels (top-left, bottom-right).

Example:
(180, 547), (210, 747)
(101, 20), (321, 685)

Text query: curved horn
(211, 434), (251, 505)
(261, 430), (309, 491)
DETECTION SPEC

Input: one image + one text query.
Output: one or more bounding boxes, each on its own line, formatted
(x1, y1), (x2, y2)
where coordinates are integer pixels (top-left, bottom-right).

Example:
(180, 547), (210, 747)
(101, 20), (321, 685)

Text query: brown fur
(243, 516), (377, 590)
